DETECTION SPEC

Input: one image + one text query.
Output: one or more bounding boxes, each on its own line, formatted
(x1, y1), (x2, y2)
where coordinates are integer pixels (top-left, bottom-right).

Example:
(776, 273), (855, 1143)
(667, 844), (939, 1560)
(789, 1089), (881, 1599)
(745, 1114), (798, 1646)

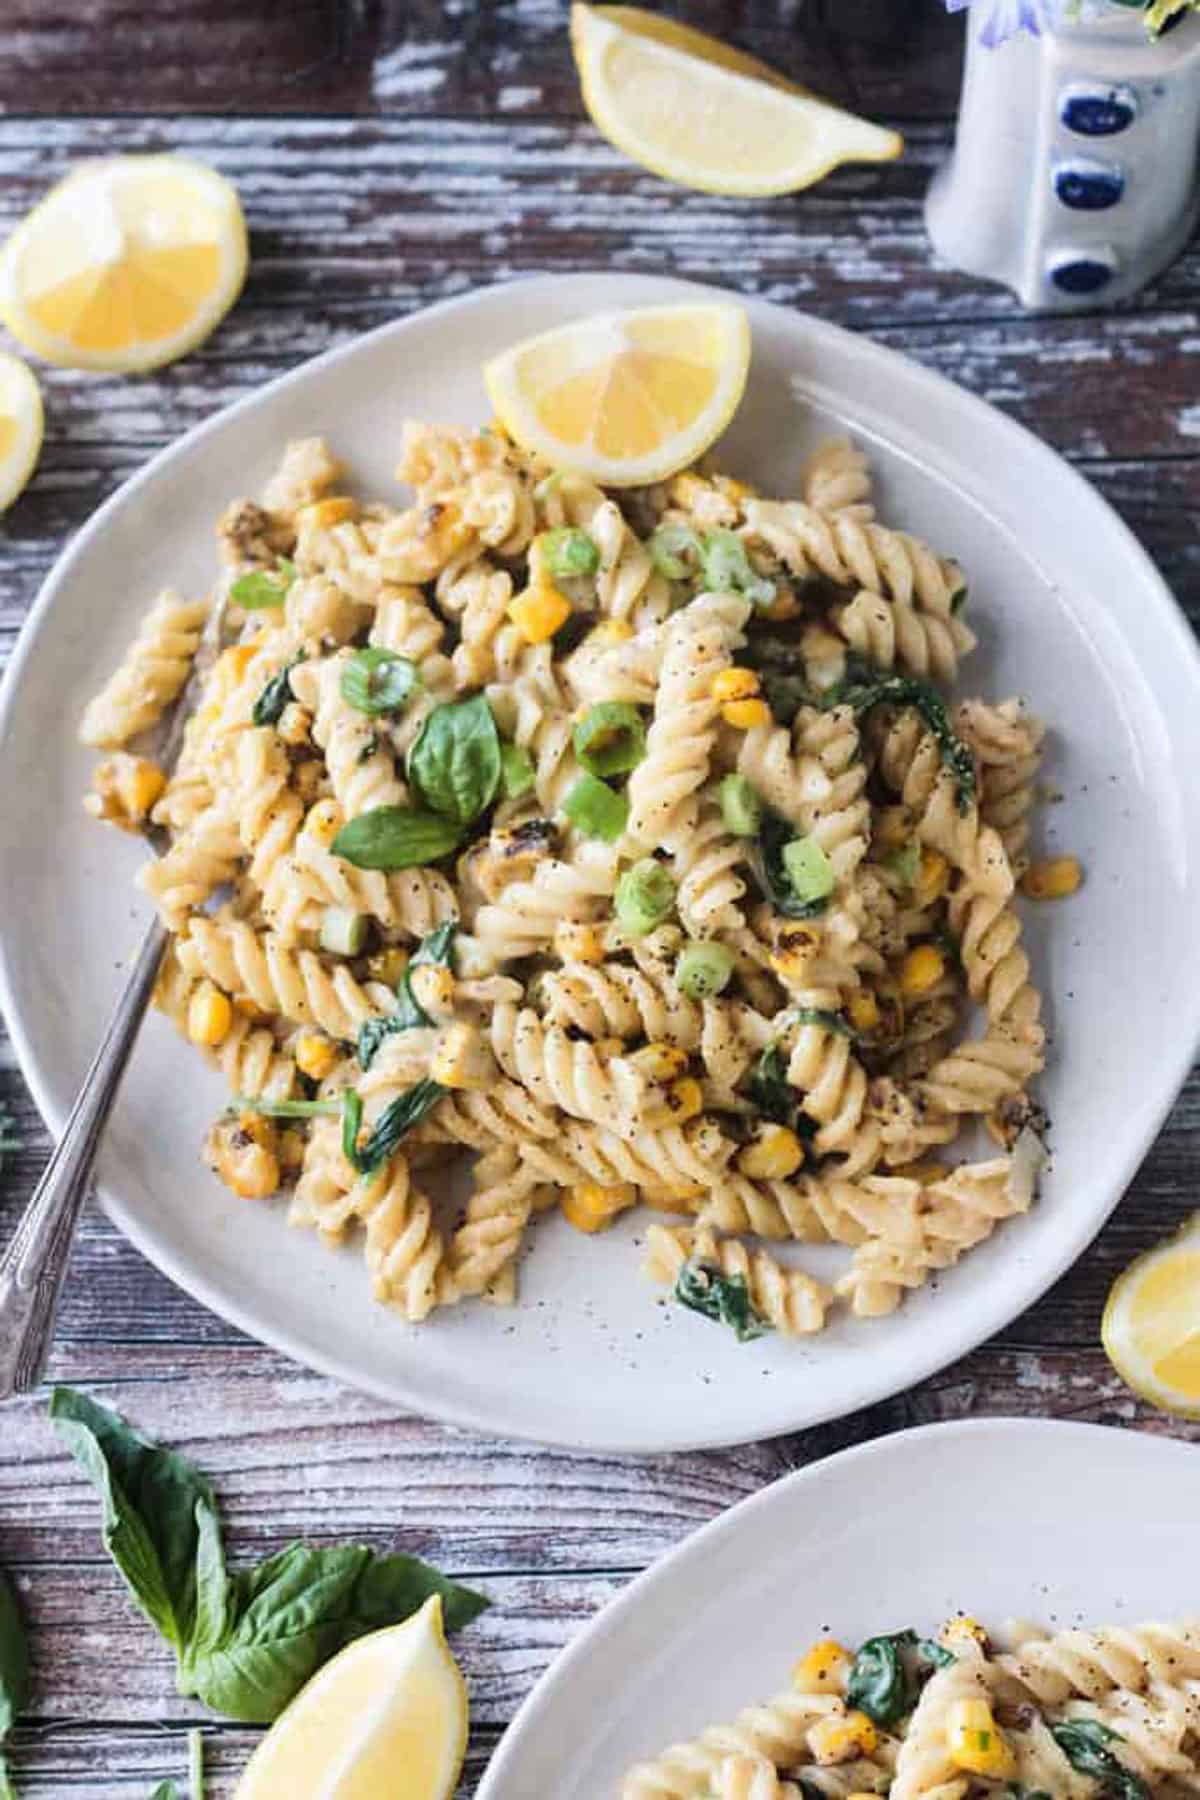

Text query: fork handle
(0, 915), (168, 1399)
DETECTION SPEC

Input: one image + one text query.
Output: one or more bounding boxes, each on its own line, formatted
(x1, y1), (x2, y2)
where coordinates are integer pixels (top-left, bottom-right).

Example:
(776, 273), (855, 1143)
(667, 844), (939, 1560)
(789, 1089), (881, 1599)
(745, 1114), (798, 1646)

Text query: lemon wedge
(0, 351), (43, 511)
(570, 3), (902, 198)
(484, 302), (750, 486)
(234, 1595), (469, 1800)
(0, 154), (248, 373)
(1102, 1212), (1200, 1420)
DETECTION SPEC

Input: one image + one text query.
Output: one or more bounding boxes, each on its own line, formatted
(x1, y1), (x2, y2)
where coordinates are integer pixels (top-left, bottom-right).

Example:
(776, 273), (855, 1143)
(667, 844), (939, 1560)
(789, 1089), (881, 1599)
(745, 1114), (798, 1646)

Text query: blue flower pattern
(944, 0), (1109, 45)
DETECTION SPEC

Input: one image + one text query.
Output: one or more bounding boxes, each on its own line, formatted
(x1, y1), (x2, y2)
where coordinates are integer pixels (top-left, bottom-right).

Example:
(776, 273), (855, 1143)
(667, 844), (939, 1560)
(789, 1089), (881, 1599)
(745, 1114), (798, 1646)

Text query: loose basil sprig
(358, 921), (457, 1070)
(341, 1079), (446, 1176)
(230, 557), (296, 611)
(408, 694), (501, 827)
(674, 1261), (769, 1343)
(339, 648), (419, 717)
(50, 1388), (487, 1726)
(1049, 1720), (1148, 1800)
(0, 1562), (28, 1800)
(333, 806), (464, 871)
(252, 651), (306, 728)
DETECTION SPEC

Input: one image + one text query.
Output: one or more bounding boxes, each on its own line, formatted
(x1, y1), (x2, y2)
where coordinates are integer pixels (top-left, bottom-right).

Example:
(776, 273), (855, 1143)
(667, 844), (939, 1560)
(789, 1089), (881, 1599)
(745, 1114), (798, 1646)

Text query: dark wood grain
(1, 3), (1199, 1794)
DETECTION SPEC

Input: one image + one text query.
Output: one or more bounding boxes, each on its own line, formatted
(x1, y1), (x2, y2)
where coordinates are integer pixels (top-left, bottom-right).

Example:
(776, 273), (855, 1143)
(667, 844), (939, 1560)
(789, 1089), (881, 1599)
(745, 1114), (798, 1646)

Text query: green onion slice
(614, 857), (676, 935)
(699, 530), (775, 607)
(719, 773), (762, 838)
(230, 558), (296, 610)
(649, 524), (701, 581)
(675, 941), (735, 999)
(499, 741), (536, 800)
(539, 527), (600, 579)
(573, 702), (647, 779)
(782, 835), (835, 907)
(563, 773), (629, 843)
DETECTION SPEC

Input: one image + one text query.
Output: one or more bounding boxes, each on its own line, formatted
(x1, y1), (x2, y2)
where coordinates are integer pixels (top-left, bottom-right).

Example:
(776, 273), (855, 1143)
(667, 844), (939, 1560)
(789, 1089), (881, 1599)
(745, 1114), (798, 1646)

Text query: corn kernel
(430, 1021), (494, 1090)
(554, 921), (606, 965)
(509, 584), (571, 645)
(216, 642), (258, 684)
(914, 847), (950, 907)
(235, 998), (272, 1025)
(946, 1698), (1015, 1778)
(792, 1640), (851, 1694)
(206, 1113), (280, 1200)
(366, 947), (409, 987)
(409, 963), (456, 1017)
(846, 990), (880, 1033)
(561, 1182), (638, 1234)
(642, 1184), (704, 1215)
(667, 1076), (704, 1123)
(630, 1042), (690, 1082)
(721, 697), (772, 731)
(187, 982), (233, 1047)
(1020, 855), (1082, 901)
(294, 1032), (338, 1081)
(875, 806), (911, 850)
(738, 1124), (805, 1181)
(306, 799), (343, 848)
(720, 476), (753, 501)
(769, 927), (821, 983)
(297, 495), (357, 531)
(941, 1615), (989, 1650)
(808, 1710), (878, 1765)
(900, 944), (946, 999)
(711, 666), (761, 705)
(278, 1127), (306, 1172)
(587, 619), (634, 648)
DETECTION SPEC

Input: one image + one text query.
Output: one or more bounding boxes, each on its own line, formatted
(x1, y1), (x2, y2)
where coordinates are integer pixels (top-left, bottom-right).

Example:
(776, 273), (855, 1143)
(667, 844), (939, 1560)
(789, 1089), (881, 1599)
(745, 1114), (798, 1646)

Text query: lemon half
(234, 1595), (469, 1800)
(570, 3), (903, 198)
(0, 154), (248, 373)
(484, 302), (750, 486)
(1102, 1211), (1200, 1420)
(0, 351), (43, 511)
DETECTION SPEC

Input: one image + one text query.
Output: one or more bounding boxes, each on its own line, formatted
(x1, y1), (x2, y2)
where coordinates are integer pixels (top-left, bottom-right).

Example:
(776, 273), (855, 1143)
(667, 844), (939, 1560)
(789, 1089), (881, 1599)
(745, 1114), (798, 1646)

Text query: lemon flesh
(0, 154), (247, 373)
(484, 302), (750, 486)
(1103, 1213), (1200, 1419)
(234, 1595), (468, 1800)
(0, 351), (43, 511)
(570, 3), (902, 198)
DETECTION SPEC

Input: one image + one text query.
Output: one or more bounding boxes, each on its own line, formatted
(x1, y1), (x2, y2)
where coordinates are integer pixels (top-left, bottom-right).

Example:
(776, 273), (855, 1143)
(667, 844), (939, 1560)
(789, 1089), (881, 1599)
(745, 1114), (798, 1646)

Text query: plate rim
(475, 1415), (1200, 1795)
(2, 269), (1199, 1451)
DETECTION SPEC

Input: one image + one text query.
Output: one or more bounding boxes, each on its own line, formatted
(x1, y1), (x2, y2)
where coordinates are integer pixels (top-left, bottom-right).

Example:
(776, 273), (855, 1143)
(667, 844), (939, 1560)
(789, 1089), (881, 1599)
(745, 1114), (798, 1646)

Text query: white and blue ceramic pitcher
(927, 4), (1200, 309)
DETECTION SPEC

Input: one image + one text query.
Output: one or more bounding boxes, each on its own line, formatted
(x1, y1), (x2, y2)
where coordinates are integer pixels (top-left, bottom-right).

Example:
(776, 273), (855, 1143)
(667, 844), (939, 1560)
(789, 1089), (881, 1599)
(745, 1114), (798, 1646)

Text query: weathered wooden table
(1, 3), (1198, 1793)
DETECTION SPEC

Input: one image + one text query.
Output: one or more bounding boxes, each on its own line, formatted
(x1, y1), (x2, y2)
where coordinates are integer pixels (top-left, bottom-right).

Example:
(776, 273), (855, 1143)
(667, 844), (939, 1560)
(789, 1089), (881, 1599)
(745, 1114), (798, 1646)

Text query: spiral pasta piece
(834, 588), (976, 683)
(440, 1146), (547, 1306)
(644, 1224), (830, 1337)
(800, 435), (874, 517)
(956, 698), (1045, 875)
(619, 1688), (851, 1799)
(672, 794), (750, 936)
(138, 805), (243, 925)
(743, 499), (963, 615)
(488, 1002), (648, 1135)
(155, 948), (296, 1100)
(474, 843), (620, 966)
(713, 1756), (800, 1800)
(289, 650), (406, 819)
(176, 915), (391, 1041)
(80, 591), (210, 749)
(998, 1622), (1200, 1707)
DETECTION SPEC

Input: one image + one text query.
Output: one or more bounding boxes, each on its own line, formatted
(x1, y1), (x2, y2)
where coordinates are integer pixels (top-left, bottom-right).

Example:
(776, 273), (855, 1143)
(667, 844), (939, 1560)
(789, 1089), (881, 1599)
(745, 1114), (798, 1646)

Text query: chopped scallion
(614, 858), (676, 935)
(675, 941), (735, 999)
(573, 702), (646, 779)
(782, 836), (835, 907)
(539, 527), (600, 580)
(319, 907), (369, 957)
(719, 772), (762, 838)
(563, 773), (629, 843)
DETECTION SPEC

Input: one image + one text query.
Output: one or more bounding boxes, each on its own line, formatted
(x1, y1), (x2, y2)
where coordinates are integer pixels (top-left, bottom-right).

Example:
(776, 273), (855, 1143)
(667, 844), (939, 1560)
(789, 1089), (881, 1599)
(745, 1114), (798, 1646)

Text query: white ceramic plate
(477, 1418), (1200, 1795)
(2, 274), (1199, 1452)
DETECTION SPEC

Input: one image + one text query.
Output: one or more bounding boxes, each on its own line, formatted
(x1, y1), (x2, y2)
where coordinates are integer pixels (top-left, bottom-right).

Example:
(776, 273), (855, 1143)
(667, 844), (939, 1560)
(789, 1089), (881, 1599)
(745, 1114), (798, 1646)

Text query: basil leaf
(333, 806), (463, 871)
(916, 1637), (956, 1670)
(251, 651), (305, 728)
(747, 1043), (800, 1130)
(340, 648), (418, 717)
(1050, 1720), (1148, 1800)
(230, 559), (295, 610)
(0, 1563), (28, 1799)
(407, 694), (501, 827)
(700, 529), (775, 607)
(179, 1543), (487, 1724)
(749, 809), (832, 919)
(50, 1387), (226, 1655)
(357, 922), (457, 1070)
(674, 1260), (769, 1342)
(350, 1079), (446, 1175)
(846, 1629), (918, 1726)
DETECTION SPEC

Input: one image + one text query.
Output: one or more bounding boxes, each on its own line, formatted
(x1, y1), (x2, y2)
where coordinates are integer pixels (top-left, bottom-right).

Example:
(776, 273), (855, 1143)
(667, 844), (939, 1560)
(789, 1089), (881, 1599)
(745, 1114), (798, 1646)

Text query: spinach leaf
(251, 651), (305, 728)
(0, 1563), (28, 1800)
(674, 1261), (770, 1343)
(179, 1543), (486, 1724)
(916, 1637), (956, 1670)
(50, 1387), (226, 1654)
(1050, 1719), (1148, 1800)
(350, 1079), (446, 1175)
(0, 1111), (19, 1176)
(748, 810), (832, 919)
(230, 559), (295, 611)
(846, 1629), (918, 1726)
(332, 806), (463, 871)
(50, 1390), (488, 1727)
(833, 666), (976, 814)
(407, 694), (501, 827)
(747, 1043), (803, 1131)
(356, 922), (458, 1070)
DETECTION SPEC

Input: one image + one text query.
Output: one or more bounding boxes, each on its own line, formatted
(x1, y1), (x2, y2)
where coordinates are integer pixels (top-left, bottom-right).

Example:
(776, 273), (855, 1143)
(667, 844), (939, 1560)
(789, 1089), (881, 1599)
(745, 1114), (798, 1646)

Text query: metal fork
(0, 595), (231, 1399)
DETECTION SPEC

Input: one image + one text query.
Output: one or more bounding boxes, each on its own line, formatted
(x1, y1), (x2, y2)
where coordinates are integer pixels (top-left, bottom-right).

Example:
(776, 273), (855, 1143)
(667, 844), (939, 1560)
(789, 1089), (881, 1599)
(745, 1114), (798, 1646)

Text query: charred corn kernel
(809, 1710), (878, 1765)
(876, 806), (911, 850)
(276, 701), (312, 747)
(562, 1182), (638, 1234)
(722, 697), (772, 731)
(237, 1112), (276, 1152)
(555, 920), (606, 964)
(297, 495), (357, 531)
(941, 1615), (988, 1650)
(509, 583), (570, 645)
(366, 947), (409, 987)
(207, 1114), (281, 1201)
(84, 754), (168, 831)
(769, 927), (821, 983)
(587, 619), (634, 648)
(667, 1076), (704, 1122)
(792, 1640), (851, 1693)
(761, 588), (801, 623)
(306, 798), (342, 848)
(187, 982), (233, 1047)
(846, 990), (880, 1033)
(631, 1042), (690, 1082)
(430, 1021), (494, 1090)
(900, 944), (945, 999)
(1021, 855), (1082, 900)
(914, 847), (950, 907)
(946, 1699), (1015, 1778)
(739, 1124), (805, 1181)
(409, 963), (456, 1016)
(294, 1032), (338, 1081)
(711, 666), (760, 705)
